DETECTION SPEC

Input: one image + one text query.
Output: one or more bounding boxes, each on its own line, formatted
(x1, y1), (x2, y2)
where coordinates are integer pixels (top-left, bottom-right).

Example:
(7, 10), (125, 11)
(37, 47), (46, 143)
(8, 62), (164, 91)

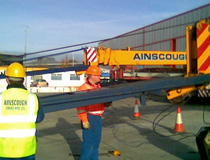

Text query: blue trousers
(0, 155), (35, 160)
(80, 114), (102, 160)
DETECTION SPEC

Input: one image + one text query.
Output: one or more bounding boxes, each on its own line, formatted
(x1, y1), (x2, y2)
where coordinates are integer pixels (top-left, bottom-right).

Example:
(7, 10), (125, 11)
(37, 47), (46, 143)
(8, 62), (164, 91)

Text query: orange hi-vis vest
(0, 88), (38, 158)
(77, 80), (105, 122)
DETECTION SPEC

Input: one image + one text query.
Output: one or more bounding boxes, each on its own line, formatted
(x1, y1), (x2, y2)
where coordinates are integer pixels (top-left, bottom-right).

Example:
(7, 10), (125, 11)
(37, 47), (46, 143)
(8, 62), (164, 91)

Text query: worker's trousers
(81, 114), (102, 160)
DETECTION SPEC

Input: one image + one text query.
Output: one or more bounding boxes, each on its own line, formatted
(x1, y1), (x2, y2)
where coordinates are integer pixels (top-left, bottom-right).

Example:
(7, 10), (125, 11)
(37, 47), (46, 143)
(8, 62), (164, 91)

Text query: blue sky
(0, 0), (210, 55)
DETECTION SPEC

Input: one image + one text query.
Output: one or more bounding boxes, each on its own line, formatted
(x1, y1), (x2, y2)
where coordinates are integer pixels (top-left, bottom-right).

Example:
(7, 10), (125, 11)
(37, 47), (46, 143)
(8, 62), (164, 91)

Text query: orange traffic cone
(133, 99), (141, 118)
(174, 106), (184, 133)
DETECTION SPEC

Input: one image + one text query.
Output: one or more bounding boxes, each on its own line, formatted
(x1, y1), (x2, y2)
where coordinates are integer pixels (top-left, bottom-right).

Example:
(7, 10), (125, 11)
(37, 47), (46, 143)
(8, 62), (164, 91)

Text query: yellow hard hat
(86, 66), (101, 76)
(5, 62), (26, 78)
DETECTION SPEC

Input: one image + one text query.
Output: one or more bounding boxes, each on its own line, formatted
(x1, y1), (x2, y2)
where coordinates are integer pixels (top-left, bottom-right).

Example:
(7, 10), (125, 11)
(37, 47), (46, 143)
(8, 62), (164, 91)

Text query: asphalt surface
(35, 93), (210, 160)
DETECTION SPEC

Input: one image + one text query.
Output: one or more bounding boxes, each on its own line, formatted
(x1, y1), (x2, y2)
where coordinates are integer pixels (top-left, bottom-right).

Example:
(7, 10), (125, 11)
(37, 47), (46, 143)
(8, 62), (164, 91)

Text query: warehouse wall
(99, 4), (210, 52)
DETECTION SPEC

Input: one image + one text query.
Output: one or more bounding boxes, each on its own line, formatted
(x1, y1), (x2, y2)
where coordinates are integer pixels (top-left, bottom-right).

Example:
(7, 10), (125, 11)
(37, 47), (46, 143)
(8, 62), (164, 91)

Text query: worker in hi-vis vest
(77, 65), (111, 160)
(0, 62), (45, 160)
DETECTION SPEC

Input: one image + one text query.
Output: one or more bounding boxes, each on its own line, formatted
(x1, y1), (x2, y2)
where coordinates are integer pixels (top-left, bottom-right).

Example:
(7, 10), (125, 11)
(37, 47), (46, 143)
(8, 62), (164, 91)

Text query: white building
(0, 66), (110, 93)
(0, 70), (86, 93)
(29, 71), (86, 93)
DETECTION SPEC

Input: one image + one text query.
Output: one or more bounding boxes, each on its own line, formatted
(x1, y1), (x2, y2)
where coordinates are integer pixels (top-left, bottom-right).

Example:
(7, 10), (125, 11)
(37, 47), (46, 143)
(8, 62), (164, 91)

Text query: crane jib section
(85, 47), (187, 66)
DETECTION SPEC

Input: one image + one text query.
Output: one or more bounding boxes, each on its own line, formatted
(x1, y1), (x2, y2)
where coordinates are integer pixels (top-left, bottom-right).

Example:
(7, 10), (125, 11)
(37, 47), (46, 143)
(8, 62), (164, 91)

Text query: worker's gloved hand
(82, 121), (90, 129)
(105, 102), (112, 108)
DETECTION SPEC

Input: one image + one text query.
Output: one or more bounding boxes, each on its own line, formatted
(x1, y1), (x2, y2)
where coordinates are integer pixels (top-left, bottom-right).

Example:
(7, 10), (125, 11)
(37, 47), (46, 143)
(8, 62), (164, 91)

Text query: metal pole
(23, 25), (29, 58)
(73, 53), (74, 66)
(22, 25), (29, 87)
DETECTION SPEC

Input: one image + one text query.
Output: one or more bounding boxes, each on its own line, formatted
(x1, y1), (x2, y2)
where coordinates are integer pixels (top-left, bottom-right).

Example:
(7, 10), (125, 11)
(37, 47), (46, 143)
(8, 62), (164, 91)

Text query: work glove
(105, 102), (112, 108)
(82, 121), (90, 129)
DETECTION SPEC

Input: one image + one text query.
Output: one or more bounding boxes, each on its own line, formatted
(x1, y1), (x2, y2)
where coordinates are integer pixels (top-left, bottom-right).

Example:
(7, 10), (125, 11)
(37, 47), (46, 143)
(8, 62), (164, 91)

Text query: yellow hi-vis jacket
(0, 88), (39, 158)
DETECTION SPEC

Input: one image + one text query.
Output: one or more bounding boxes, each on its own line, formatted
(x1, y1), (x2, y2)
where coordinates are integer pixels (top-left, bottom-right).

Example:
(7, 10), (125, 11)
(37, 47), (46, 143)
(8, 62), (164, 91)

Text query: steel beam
(40, 74), (210, 113)
(0, 65), (88, 79)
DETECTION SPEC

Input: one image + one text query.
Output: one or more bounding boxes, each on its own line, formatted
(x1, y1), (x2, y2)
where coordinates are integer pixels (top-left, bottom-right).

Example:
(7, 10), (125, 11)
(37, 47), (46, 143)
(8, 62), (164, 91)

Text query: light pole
(22, 25), (29, 87)
(22, 25), (29, 60)
(73, 53), (74, 66)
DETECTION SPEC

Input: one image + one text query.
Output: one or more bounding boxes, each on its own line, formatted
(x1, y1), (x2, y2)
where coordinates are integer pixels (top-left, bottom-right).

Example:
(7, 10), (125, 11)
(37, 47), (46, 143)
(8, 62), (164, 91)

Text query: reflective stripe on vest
(88, 111), (104, 115)
(0, 129), (36, 138)
(0, 88), (38, 157)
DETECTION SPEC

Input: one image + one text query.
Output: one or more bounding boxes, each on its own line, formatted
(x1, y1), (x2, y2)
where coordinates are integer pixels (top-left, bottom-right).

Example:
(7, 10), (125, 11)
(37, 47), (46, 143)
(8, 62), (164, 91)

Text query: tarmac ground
(36, 93), (210, 160)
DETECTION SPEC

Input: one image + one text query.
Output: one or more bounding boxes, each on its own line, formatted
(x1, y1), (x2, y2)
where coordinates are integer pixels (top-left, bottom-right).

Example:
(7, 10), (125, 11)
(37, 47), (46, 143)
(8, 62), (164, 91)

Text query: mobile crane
(83, 19), (210, 101)
(82, 20), (210, 159)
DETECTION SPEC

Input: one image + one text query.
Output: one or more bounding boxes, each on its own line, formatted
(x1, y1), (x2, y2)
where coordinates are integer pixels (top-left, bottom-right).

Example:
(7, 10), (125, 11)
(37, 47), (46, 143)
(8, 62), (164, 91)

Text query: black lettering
(166, 54), (171, 60)
(133, 53), (141, 60)
(159, 54), (165, 60)
(179, 54), (185, 60)
(133, 53), (186, 61)
(152, 54), (158, 60)
(4, 100), (27, 106)
(144, 54), (151, 60)
(172, 54), (178, 60)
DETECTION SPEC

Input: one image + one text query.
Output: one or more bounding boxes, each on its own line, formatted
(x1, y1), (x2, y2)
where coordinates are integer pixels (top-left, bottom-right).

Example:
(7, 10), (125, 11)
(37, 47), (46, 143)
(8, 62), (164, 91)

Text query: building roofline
(99, 3), (210, 44)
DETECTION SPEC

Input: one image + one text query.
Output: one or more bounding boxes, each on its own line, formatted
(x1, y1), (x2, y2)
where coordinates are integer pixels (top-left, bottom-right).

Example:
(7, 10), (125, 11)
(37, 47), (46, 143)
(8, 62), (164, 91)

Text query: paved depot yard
(36, 94), (210, 160)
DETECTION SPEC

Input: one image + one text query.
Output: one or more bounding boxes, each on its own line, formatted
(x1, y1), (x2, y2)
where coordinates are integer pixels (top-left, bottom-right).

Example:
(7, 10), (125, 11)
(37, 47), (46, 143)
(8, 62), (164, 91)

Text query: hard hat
(86, 66), (101, 76)
(5, 62), (26, 78)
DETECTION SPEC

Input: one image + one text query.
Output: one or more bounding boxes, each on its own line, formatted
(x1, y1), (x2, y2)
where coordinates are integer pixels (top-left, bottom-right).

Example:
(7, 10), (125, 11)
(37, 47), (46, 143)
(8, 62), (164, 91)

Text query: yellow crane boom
(83, 19), (210, 101)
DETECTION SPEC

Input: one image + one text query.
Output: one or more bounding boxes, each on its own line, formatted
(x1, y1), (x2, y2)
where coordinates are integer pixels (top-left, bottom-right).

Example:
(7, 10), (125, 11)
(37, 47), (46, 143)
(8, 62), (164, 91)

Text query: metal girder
(40, 74), (210, 113)
(27, 65), (88, 76)
(0, 65), (88, 79)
